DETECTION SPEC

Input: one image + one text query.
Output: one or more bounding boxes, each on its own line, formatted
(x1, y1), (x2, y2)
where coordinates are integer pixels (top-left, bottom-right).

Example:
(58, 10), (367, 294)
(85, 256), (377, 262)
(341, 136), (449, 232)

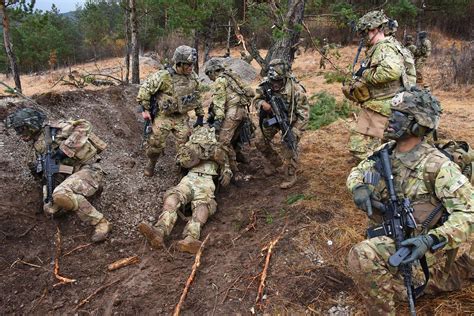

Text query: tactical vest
(176, 126), (226, 175)
(221, 71), (255, 109)
(157, 69), (200, 115)
(390, 37), (417, 87)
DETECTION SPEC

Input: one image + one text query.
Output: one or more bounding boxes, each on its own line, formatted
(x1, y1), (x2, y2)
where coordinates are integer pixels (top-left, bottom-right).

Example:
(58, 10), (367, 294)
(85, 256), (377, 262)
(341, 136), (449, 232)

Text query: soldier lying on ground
(138, 125), (232, 254)
(5, 108), (111, 242)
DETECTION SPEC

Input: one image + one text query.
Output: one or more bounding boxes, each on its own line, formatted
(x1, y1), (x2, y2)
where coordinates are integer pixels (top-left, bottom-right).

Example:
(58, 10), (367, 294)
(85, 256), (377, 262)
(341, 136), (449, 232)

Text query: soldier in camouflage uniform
(342, 10), (415, 161)
(5, 108), (111, 242)
(319, 38), (330, 69)
(205, 58), (255, 177)
(137, 45), (204, 177)
(240, 50), (254, 64)
(254, 59), (309, 189)
(138, 125), (232, 254)
(346, 88), (473, 315)
(414, 31), (432, 86)
(404, 35), (417, 58)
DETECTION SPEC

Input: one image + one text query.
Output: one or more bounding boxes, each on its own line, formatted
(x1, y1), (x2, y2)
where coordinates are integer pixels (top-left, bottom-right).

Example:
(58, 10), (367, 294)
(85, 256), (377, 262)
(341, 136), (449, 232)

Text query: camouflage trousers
(415, 59), (427, 85)
(155, 171), (217, 240)
(348, 127), (383, 162)
(255, 120), (303, 174)
(319, 57), (326, 69)
(146, 114), (191, 159)
(348, 236), (474, 315)
(218, 106), (246, 173)
(50, 164), (105, 225)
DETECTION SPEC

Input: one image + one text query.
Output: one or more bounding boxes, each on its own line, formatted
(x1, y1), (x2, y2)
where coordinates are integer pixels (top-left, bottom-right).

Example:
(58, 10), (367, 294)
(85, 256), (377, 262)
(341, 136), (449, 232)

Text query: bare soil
(0, 42), (472, 315)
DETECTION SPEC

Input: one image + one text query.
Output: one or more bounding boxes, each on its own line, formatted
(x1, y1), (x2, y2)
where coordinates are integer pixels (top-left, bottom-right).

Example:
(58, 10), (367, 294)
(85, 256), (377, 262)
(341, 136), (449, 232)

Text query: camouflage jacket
(406, 44), (417, 57)
(359, 38), (406, 115)
(347, 141), (474, 250)
(415, 39), (432, 62)
(136, 67), (204, 117)
(33, 119), (104, 169)
(212, 71), (254, 121)
(321, 44), (330, 56)
(253, 77), (309, 125)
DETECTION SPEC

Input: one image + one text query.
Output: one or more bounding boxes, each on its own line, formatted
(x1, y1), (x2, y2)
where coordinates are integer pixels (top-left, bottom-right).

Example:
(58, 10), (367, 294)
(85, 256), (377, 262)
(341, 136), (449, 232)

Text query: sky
(34, 0), (86, 13)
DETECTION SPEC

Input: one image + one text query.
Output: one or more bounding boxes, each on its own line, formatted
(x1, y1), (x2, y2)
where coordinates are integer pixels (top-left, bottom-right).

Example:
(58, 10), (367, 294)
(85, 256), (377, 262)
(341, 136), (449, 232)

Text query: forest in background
(0, 0), (473, 74)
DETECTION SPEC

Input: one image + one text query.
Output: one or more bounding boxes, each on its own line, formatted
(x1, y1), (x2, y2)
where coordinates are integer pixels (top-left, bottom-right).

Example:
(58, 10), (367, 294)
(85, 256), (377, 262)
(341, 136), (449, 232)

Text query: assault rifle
(352, 38), (365, 78)
(370, 147), (417, 315)
(258, 82), (298, 156)
(39, 126), (73, 205)
(141, 93), (159, 149)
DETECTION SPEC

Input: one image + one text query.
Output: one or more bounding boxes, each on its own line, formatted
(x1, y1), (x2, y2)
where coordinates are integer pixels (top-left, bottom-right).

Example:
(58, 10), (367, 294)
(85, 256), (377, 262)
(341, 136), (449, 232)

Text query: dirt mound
(1, 43), (473, 315)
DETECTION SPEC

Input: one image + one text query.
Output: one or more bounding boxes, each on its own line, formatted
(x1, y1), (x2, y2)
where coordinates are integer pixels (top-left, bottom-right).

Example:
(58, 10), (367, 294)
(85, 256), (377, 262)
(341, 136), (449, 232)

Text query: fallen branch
(53, 227), (76, 286)
(74, 279), (121, 311)
(255, 225), (287, 308)
(173, 234), (210, 316)
(107, 255), (140, 271)
(10, 258), (41, 268)
(63, 243), (93, 257)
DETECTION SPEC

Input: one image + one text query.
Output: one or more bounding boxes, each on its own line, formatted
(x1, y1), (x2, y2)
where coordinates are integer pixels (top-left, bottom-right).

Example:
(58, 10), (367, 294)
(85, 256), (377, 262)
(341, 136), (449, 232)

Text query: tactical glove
(213, 120), (223, 134)
(399, 235), (435, 265)
(352, 185), (372, 212)
(53, 149), (68, 161)
(354, 66), (367, 77)
(219, 169), (233, 187)
(193, 116), (204, 128)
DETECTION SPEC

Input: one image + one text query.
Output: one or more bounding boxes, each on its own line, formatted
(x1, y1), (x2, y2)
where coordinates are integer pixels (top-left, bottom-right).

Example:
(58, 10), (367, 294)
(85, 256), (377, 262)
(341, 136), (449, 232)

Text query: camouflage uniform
(319, 41), (330, 69)
(206, 59), (255, 174)
(347, 141), (473, 315)
(342, 10), (413, 161)
(137, 45), (204, 176)
(415, 33), (432, 85)
(5, 109), (110, 242)
(138, 126), (232, 254)
(404, 35), (417, 58)
(254, 59), (309, 188)
(346, 89), (473, 315)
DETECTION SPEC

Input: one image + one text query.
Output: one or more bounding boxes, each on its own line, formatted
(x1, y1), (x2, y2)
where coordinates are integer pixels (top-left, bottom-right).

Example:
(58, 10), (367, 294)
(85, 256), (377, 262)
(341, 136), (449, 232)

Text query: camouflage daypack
(177, 126), (227, 169)
(222, 70), (255, 108)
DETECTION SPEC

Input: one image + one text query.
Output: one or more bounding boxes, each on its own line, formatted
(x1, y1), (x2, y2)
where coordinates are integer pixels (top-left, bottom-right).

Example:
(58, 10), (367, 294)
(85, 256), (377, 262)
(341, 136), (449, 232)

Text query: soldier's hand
(193, 115), (204, 128)
(142, 110), (151, 121)
(261, 101), (272, 112)
(212, 120), (223, 134)
(219, 169), (233, 187)
(352, 185), (372, 212)
(399, 235), (435, 264)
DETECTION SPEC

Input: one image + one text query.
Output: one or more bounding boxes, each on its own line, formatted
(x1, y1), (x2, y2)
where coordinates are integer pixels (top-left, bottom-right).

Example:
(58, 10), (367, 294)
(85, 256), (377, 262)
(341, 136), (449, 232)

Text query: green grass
(308, 91), (356, 130)
(323, 71), (347, 84)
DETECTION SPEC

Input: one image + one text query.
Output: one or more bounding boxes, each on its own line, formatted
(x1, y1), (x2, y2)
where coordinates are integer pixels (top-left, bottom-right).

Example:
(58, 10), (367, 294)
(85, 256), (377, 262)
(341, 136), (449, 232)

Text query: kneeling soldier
(5, 108), (111, 242)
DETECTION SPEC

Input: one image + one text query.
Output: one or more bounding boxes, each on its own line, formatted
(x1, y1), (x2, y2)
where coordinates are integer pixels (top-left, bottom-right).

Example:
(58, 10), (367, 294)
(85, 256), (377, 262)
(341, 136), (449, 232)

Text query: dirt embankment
(0, 44), (473, 315)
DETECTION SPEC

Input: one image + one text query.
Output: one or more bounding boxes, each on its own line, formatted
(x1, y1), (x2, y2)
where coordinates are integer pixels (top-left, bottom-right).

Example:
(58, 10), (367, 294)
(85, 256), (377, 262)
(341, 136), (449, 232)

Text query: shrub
(308, 92), (355, 130)
(323, 71), (347, 84)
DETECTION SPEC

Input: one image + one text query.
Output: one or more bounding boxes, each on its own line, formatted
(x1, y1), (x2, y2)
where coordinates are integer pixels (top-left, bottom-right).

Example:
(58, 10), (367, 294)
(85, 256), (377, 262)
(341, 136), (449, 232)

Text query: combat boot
(138, 222), (165, 249)
(91, 218), (111, 242)
(280, 166), (297, 189)
(144, 158), (158, 177)
(176, 236), (202, 254)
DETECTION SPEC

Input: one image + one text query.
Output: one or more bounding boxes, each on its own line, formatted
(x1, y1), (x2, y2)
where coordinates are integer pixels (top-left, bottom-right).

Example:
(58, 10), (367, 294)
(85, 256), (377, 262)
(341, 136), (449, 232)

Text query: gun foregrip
(388, 247), (411, 267)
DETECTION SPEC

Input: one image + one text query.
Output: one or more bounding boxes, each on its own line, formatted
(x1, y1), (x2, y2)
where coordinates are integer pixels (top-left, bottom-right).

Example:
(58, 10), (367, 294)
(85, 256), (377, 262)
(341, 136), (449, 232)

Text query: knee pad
(162, 193), (183, 211)
(53, 191), (78, 211)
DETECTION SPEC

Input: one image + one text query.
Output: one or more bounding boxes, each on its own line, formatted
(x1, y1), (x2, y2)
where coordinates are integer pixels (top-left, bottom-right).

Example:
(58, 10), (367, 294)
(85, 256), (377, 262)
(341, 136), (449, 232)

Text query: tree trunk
(265, 0), (305, 69)
(130, 0), (139, 84)
(123, 1), (131, 84)
(0, 1), (22, 92)
(193, 30), (199, 74)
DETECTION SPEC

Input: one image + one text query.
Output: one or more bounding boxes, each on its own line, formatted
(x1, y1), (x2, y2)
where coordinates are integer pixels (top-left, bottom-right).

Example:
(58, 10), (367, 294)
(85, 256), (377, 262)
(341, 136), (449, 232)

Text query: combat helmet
(267, 58), (290, 81)
(356, 10), (389, 33)
(5, 107), (46, 136)
(418, 31), (428, 39)
(172, 45), (197, 65)
(204, 58), (224, 76)
(386, 19), (398, 35)
(390, 87), (442, 131)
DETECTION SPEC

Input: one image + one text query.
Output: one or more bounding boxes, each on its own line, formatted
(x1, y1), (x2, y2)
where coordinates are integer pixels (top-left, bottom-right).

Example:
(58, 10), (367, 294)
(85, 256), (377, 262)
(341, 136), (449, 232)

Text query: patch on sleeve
(447, 176), (468, 194)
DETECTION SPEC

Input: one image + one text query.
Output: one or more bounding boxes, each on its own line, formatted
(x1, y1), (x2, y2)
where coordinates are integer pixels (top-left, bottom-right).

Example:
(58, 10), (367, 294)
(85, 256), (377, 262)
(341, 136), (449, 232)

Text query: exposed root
(107, 255), (140, 271)
(173, 234), (210, 316)
(63, 243), (93, 257)
(53, 227), (76, 286)
(74, 279), (121, 311)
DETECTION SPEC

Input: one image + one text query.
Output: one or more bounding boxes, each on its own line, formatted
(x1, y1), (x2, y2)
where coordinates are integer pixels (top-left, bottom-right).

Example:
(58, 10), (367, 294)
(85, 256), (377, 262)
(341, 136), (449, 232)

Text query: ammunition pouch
(355, 108), (388, 139)
(342, 79), (370, 103)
